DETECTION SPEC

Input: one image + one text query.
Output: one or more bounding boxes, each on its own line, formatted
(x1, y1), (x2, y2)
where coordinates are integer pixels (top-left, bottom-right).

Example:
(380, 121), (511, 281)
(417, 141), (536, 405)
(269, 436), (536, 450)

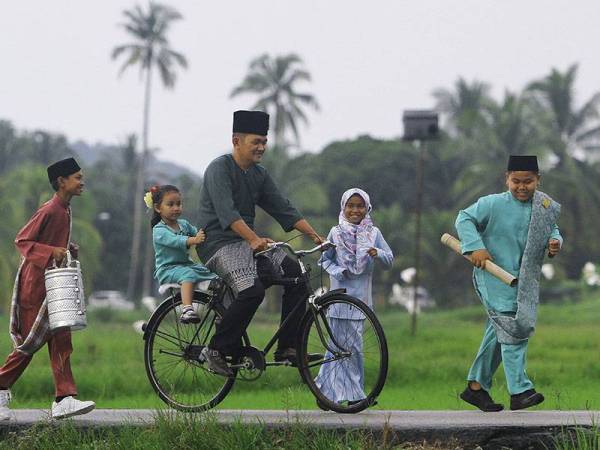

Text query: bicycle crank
(231, 346), (266, 381)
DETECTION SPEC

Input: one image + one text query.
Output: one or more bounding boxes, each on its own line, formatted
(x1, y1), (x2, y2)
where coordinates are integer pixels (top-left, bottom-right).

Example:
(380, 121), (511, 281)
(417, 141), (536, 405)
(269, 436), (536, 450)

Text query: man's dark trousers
(210, 256), (307, 356)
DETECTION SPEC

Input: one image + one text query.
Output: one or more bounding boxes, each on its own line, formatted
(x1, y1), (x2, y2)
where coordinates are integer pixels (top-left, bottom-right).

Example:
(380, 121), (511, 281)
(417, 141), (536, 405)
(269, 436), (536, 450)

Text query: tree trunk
(126, 63), (153, 305)
(411, 141), (424, 337)
(125, 151), (145, 305)
(141, 64), (154, 299)
(142, 232), (154, 298)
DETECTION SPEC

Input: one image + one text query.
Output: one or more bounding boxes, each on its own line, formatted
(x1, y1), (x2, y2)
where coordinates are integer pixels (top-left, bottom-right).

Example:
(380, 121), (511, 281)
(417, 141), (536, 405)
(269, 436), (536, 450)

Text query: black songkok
(47, 157), (81, 183)
(232, 110), (269, 135)
(507, 155), (539, 172)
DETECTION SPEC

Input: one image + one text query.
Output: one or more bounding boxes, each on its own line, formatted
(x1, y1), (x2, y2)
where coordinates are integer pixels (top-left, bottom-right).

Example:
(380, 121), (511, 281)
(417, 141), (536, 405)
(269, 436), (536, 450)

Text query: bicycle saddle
(158, 280), (213, 295)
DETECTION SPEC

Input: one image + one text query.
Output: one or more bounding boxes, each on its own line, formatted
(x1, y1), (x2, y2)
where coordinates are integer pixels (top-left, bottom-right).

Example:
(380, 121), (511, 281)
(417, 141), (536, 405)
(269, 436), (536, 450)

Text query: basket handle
(65, 250), (74, 267)
(51, 250), (74, 269)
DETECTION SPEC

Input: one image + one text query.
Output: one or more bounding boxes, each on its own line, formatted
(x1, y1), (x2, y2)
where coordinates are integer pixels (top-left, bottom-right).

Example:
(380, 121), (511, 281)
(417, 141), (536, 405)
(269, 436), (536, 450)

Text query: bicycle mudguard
(315, 288), (347, 302)
(142, 296), (176, 341)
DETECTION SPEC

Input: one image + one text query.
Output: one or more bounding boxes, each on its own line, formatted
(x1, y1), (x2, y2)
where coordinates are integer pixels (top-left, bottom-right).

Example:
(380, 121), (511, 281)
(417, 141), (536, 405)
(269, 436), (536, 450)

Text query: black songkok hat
(233, 110), (269, 135)
(507, 155), (539, 172)
(47, 157), (81, 183)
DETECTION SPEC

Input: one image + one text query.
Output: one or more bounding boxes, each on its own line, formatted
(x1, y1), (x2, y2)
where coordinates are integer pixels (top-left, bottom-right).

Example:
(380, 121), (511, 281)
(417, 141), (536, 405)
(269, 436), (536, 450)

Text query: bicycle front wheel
(297, 294), (388, 414)
(144, 293), (246, 412)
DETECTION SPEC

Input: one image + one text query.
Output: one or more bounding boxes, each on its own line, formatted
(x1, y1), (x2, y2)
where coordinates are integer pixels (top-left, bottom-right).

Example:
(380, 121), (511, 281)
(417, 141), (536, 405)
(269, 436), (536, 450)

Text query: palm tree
(112, 2), (188, 302)
(526, 64), (600, 275)
(451, 92), (548, 205)
(527, 64), (600, 164)
(433, 78), (494, 138)
(230, 53), (320, 149)
(433, 78), (503, 207)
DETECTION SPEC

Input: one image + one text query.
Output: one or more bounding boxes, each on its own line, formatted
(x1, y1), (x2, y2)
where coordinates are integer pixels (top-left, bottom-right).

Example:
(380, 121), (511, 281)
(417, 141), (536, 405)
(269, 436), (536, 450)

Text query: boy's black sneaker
(510, 389), (544, 410)
(460, 385), (504, 412)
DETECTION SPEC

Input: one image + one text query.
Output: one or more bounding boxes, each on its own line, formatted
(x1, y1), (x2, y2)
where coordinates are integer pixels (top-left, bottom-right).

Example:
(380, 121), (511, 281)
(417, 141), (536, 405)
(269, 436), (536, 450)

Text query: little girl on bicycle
(316, 188), (394, 408)
(146, 184), (217, 323)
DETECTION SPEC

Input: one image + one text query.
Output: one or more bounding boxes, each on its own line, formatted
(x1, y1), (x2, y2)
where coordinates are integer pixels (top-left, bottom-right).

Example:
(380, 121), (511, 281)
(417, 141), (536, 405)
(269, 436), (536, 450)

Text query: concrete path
(1, 408), (598, 427)
(1, 409), (598, 449)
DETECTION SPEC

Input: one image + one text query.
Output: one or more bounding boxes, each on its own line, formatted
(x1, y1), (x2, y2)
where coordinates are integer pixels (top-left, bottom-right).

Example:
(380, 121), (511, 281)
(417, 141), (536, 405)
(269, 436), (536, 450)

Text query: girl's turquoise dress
(153, 219), (216, 285)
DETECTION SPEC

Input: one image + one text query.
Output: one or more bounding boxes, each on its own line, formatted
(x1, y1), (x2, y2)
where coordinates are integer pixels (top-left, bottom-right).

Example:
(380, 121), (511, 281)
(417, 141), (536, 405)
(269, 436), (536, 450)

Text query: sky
(1, 0), (599, 175)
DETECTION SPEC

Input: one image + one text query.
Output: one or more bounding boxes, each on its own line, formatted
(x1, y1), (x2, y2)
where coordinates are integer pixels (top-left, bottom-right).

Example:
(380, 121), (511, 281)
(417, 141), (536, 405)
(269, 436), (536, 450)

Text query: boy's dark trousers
(0, 303), (77, 397)
(210, 256), (307, 356)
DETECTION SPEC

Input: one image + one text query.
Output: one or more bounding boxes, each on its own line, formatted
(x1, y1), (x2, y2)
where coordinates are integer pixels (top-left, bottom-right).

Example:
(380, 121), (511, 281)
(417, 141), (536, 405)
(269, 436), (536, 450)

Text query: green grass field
(0, 411), (397, 450)
(1, 296), (599, 411)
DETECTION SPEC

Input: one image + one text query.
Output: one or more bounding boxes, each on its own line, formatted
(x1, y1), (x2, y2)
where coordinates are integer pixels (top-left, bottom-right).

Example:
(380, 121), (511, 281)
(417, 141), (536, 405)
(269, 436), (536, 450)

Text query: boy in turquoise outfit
(455, 155), (562, 411)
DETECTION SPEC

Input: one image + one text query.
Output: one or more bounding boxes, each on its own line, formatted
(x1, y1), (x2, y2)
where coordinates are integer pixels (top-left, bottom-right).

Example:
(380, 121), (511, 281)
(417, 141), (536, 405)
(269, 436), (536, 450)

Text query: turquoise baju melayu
(153, 219), (216, 286)
(455, 191), (562, 395)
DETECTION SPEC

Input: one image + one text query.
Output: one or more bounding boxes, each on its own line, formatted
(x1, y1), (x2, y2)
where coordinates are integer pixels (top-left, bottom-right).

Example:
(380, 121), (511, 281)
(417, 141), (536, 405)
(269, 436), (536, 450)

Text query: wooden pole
(411, 140), (424, 336)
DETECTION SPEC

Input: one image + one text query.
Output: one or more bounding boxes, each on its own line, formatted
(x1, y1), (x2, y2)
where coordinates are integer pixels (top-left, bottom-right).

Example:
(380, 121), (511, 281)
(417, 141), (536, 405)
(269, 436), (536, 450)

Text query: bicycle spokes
(312, 308), (351, 357)
(145, 298), (237, 411)
(298, 294), (388, 414)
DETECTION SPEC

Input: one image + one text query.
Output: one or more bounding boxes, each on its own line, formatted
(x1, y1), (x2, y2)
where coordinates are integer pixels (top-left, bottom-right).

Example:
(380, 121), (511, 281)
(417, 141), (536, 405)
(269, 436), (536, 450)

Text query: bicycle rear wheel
(297, 293), (388, 414)
(144, 292), (247, 412)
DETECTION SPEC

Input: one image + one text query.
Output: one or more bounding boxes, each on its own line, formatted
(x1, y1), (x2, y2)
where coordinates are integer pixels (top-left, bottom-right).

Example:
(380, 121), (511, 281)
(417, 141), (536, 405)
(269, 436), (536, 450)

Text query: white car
(88, 290), (135, 311)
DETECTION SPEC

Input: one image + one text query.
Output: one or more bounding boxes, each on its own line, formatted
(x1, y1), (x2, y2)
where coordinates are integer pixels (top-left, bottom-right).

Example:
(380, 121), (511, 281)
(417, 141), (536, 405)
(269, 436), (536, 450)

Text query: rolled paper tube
(440, 233), (518, 287)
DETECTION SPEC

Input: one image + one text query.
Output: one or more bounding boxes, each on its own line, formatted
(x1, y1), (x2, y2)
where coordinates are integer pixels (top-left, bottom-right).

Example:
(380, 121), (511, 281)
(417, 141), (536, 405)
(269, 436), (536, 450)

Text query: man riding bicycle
(197, 110), (324, 376)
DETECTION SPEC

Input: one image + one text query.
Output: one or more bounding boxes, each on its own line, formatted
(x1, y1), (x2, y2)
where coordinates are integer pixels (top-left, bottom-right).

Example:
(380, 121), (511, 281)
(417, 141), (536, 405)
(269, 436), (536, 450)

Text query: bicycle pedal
(269, 360), (293, 366)
(206, 367), (235, 378)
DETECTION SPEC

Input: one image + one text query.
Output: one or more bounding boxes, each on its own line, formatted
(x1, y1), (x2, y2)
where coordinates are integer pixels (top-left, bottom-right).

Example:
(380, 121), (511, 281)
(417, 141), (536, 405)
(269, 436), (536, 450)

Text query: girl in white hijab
(316, 188), (394, 408)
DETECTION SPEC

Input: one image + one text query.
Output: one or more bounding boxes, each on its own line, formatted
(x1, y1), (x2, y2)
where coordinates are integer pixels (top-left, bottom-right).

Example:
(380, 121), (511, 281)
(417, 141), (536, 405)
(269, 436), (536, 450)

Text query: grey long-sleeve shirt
(197, 154), (303, 261)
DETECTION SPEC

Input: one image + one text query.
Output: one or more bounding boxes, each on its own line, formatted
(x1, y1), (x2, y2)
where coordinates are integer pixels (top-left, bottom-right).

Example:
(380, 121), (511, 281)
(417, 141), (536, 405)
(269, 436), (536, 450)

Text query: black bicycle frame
(158, 252), (351, 360)
(260, 265), (312, 355)
(260, 259), (350, 358)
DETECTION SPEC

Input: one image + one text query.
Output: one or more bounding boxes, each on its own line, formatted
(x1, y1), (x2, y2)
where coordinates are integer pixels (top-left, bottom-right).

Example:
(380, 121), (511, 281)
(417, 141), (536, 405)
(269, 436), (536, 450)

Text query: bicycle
(142, 241), (388, 414)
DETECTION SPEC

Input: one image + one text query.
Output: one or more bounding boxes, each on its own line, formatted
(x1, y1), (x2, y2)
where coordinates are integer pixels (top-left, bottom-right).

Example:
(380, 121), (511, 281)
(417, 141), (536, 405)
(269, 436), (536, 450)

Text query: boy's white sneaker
(0, 389), (11, 421)
(51, 396), (95, 420)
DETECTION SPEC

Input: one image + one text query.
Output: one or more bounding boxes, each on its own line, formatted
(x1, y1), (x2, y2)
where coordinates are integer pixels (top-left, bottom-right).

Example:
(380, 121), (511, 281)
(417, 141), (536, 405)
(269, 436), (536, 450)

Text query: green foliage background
(0, 64), (599, 311)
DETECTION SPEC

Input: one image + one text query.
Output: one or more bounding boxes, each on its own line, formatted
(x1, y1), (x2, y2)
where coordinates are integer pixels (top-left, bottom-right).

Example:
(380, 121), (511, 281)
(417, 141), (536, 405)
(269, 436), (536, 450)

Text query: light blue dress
(455, 191), (562, 394)
(315, 227), (393, 402)
(153, 219), (216, 286)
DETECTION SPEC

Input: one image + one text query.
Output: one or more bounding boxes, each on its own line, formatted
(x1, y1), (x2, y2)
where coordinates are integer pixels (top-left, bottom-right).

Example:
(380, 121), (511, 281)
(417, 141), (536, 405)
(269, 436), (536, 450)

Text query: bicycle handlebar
(254, 240), (335, 258)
